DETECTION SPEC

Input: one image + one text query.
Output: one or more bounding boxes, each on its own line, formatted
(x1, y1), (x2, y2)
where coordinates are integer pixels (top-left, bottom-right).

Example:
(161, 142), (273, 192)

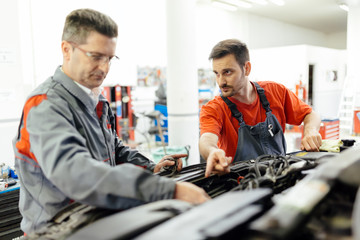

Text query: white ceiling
(203, 0), (348, 34)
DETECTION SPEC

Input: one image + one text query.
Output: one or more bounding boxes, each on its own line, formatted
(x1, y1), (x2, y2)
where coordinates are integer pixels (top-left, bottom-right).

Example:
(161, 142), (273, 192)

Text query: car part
(250, 145), (360, 239)
(134, 188), (273, 240)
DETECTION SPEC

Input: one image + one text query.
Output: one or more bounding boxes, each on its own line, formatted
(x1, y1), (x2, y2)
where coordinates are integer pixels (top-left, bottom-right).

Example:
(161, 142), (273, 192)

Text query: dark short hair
(209, 39), (250, 67)
(62, 8), (118, 44)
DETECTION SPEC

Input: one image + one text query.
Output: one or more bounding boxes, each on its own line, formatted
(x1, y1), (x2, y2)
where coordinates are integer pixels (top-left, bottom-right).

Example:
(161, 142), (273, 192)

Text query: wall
(326, 31), (347, 49)
(194, 3), (347, 67)
(29, 0), (168, 87)
(195, 2), (250, 68)
(248, 14), (329, 49)
(251, 45), (308, 90)
(0, 0), (347, 167)
(251, 45), (346, 119)
(307, 45), (347, 119)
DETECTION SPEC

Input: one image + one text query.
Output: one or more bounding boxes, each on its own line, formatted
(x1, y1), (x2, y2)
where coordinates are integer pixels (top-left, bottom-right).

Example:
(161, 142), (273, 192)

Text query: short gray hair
(62, 8), (118, 44)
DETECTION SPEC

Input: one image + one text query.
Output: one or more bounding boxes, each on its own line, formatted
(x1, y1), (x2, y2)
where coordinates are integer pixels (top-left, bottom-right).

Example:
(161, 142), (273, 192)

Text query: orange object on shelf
(319, 119), (340, 140)
(295, 79), (307, 103)
(114, 85), (123, 137)
(126, 86), (135, 141)
(354, 109), (360, 134)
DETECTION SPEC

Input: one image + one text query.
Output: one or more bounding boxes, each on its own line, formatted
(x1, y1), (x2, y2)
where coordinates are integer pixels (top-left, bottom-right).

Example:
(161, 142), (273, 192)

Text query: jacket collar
(53, 66), (97, 111)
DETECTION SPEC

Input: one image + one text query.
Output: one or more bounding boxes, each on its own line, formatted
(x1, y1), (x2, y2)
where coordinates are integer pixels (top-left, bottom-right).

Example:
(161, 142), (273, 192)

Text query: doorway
(308, 64), (314, 106)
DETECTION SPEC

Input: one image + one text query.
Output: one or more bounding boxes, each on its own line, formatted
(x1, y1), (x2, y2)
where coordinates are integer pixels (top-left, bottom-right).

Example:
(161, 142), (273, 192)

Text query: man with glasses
(13, 8), (209, 235)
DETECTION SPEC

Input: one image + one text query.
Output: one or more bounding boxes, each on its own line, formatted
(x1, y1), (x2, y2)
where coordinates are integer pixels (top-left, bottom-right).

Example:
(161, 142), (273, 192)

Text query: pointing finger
(205, 158), (215, 178)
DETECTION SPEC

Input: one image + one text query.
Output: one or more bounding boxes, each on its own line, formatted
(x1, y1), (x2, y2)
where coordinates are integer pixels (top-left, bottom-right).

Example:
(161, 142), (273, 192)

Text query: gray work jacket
(13, 66), (176, 234)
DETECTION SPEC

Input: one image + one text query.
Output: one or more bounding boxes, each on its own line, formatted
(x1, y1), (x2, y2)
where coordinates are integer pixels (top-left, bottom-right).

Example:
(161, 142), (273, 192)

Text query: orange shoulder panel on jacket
(15, 94), (47, 163)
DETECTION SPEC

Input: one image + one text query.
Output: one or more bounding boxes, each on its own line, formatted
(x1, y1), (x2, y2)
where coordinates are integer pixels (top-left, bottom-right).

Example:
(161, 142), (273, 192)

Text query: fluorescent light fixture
(339, 3), (349, 11)
(247, 0), (268, 5)
(212, 1), (238, 11)
(268, 0), (285, 6)
(221, 0), (252, 8)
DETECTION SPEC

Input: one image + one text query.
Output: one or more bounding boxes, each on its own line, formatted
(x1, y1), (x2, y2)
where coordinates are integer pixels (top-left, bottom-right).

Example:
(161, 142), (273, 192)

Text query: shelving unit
(338, 76), (356, 136)
(102, 85), (135, 143)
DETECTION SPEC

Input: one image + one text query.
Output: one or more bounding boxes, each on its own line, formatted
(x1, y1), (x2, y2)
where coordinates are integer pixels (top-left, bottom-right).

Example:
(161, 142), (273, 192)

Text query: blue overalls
(221, 82), (287, 162)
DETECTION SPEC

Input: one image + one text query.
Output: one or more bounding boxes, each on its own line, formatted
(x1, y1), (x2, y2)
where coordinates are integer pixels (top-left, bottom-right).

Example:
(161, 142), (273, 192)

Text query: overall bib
(222, 82), (287, 162)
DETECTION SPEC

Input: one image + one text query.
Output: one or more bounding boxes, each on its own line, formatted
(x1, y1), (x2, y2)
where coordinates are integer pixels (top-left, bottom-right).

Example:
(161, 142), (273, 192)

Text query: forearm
(303, 111), (321, 135)
(199, 132), (219, 160)
(200, 132), (231, 177)
(37, 134), (175, 207)
(115, 139), (156, 171)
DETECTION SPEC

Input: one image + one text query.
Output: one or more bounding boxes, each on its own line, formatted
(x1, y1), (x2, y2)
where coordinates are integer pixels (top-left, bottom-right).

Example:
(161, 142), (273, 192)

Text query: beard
(220, 84), (234, 97)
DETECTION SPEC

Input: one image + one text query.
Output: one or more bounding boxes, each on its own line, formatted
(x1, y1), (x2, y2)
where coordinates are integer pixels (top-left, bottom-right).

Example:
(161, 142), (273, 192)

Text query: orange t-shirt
(199, 81), (312, 159)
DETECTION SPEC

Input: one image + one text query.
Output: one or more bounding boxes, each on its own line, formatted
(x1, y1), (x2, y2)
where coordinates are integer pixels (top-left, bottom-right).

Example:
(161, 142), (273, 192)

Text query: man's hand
(174, 182), (210, 204)
(205, 149), (232, 178)
(301, 128), (322, 152)
(153, 154), (187, 173)
(301, 111), (322, 152)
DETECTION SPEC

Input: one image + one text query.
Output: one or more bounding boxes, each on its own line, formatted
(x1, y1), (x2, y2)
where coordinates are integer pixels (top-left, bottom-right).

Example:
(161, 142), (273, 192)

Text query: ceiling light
(339, 3), (349, 11)
(336, 0), (349, 11)
(268, 0), (285, 6)
(247, 0), (268, 5)
(212, 1), (238, 11)
(221, 0), (253, 8)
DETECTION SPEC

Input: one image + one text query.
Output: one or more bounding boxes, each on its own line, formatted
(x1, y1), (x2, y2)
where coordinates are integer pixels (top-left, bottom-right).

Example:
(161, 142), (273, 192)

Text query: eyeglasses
(69, 42), (119, 65)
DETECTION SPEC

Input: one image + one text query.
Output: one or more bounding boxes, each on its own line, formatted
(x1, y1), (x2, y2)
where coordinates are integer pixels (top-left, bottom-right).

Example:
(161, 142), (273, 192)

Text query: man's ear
(245, 61), (251, 76)
(61, 41), (72, 60)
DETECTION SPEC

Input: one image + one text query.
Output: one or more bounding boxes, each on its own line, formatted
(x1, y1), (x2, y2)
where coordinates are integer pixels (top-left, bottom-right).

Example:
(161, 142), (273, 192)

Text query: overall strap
(221, 96), (244, 124)
(253, 82), (271, 112)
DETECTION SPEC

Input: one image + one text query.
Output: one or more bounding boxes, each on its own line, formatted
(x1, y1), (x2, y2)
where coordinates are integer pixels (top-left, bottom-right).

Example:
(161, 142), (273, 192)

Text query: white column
(347, 1), (360, 107)
(0, 0), (35, 167)
(166, 0), (200, 165)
